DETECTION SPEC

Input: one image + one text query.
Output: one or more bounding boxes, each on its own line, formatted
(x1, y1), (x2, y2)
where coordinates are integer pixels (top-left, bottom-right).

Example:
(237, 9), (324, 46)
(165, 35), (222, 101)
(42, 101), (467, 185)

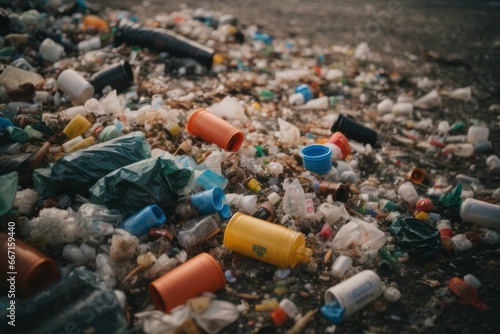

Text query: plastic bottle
(451, 232), (481, 252)
(322, 270), (382, 324)
(270, 298), (299, 325)
(177, 214), (221, 248)
(460, 198), (500, 229)
(223, 212), (312, 268)
(120, 205), (166, 237)
(252, 192), (280, 222)
(282, 178), (306, 218)
(436, 220), (453, 251)
(65, 136), (98, 153)
(289, 84), (313, 105)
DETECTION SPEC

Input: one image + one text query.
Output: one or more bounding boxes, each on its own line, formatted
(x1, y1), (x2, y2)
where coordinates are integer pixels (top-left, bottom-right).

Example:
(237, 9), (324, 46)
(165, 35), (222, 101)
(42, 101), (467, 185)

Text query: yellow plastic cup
(63, 115), (91, 139)
(223, 212), (312, 268)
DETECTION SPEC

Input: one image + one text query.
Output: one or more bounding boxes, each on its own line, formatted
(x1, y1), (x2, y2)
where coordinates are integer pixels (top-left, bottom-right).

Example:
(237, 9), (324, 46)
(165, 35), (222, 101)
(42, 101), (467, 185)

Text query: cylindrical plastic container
(300, 144), (332, 175)
(149, 253), (225, 313)
(114, 19), (214, 69)
(57, 69), (95, 105)
(330, 115), (377, 146)
(324, 270), (382, 320)
(406, 167), (426, 184)
(186, 108), (244, 152)
(467, 126), (489, 143)
(224, 212), (312, 268)
(0, 233), (60, 298)
(39, 38), (64, 63)
(90, 60), (134, 95)
(190, 187), (224, 215)
(177, 214), (220, 248)
(121, 204), (166, 237)
(62, 114), (91, 139)
(315, 181), (349, 202)
(460, 198), (500, 230)
(327, 131), (351, 159)
(331, 255), (352, 279)
(398, 182), (419, 206)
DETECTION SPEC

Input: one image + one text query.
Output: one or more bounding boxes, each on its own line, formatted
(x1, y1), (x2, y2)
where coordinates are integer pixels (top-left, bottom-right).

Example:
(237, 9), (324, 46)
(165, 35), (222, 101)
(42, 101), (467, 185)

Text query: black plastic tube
(330, 114), (378, 146)
(114, 19), (214, 69)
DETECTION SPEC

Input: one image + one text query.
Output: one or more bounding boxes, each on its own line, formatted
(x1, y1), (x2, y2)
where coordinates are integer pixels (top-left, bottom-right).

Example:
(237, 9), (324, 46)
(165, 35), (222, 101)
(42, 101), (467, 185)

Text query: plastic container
(323, 270), (382, 323)
(331, 255), (352, 279)
(194, 169), (228, 190)
(121, 204), (166, 237)
(460, 198), (500, 230)
(398, 182), (419, 206)
(327, 131), (351, 159)
(190, 187), (224, 215)
(223, 212), (313, 268)
(186, 108), (244, 152)
(62, 114), (91, 139)
(90, 60), (134, 95)
(57, 69), (95, 105)
(330, 114), (377, 146)
(0, 233), (60, 298)
(300, 144), (333, 174)
(39, 38), (64, 63)
(467, 126), (489, 143)
(149, 253), (225, 313)
(289, 84), (313, 105)
(406, 167), (426, 184)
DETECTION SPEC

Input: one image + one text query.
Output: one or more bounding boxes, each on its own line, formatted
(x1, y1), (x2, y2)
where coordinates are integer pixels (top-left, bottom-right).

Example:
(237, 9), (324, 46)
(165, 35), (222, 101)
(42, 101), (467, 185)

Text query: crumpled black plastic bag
(33, 132), (151, 198)
(389, 217), (441, 259)
(90, 155), (194, 216)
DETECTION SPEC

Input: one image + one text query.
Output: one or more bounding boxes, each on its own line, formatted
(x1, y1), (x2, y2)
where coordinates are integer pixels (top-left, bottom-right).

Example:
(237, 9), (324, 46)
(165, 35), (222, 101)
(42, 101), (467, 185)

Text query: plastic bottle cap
(267, 192), (281, 205)
(270, 307), (288, 325)
(463, 274), (481, 290)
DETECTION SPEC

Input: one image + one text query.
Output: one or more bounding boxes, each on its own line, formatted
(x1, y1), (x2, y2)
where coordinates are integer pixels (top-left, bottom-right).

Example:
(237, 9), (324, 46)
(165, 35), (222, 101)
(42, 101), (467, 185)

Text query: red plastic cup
(186, 108), (244, 152)
(149, 252), (226, 313)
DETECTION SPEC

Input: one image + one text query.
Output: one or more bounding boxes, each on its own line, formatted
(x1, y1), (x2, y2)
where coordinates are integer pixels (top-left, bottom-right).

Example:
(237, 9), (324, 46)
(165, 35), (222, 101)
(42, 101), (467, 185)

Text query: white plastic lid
(463, 274), (481, 290)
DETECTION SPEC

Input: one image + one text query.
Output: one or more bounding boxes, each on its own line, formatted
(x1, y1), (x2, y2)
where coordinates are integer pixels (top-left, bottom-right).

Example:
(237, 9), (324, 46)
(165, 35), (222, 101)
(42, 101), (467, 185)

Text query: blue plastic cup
(190, 187), (224, 215)
(121, 204), (166, 237)
(301, 144), (333, 174)
(195, 169), (228, 190)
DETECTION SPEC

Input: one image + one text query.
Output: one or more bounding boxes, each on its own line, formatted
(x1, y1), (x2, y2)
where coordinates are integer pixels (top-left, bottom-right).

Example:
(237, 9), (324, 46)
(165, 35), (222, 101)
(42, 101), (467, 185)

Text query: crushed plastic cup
(121, 204), (166, 237)
(149, 253), (225, 313)
(300, 144), (333, 174)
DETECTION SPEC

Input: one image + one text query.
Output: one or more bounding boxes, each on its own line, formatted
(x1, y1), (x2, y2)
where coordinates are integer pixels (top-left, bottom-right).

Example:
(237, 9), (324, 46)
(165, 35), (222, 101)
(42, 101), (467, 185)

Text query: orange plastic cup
(0, 233), (59, 298)
(186, 108), (244, 152)
(149, 253), (226, 313)
(406, 167), (426, 184)
(328, 131), (351, 159)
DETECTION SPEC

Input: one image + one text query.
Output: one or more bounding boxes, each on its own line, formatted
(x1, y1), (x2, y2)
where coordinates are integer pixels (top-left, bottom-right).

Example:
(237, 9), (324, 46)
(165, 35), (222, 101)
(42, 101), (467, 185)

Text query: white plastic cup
(460, 198), (500, 230)
(39, 38), (65, 63)
(467, 126), (489, 143)
(331, 255), (352, 279)
(324, 270), (382, 318)
(398, 182), (419, 206)
(78, 36), (102, 52)
(57, 69), (95, 105)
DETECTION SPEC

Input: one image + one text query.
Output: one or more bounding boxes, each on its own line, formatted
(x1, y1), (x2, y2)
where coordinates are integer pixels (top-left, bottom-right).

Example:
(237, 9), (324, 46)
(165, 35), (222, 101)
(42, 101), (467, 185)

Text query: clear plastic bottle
(177, 214), (221, 248)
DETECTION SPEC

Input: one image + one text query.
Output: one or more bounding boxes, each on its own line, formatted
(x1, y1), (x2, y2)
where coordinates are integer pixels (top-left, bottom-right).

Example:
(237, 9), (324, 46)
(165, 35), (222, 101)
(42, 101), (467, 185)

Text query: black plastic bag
(114, 19), (214, 69)
(389, 217), (441, 259)
(33, 131), (150, 197)
(90, 155), (194, 216)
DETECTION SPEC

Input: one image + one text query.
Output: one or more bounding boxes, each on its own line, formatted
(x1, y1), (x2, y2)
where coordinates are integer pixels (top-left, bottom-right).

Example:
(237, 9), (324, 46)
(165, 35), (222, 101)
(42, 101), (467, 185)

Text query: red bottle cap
(328, 131), (351, 159)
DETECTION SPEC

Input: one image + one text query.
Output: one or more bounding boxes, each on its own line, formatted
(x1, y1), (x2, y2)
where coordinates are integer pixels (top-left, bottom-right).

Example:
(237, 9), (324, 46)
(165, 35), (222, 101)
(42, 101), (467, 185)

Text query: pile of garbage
(1, 1), (500, 333)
